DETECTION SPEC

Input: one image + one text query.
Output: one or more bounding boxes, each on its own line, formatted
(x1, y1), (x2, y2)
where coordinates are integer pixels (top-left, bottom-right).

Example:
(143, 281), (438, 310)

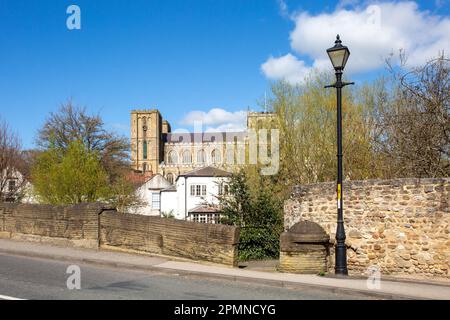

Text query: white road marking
(0, 294), (26, 300)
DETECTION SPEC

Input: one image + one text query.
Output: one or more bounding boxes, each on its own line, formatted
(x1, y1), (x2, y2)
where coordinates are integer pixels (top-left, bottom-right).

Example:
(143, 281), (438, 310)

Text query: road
(0, 253), (374, 300)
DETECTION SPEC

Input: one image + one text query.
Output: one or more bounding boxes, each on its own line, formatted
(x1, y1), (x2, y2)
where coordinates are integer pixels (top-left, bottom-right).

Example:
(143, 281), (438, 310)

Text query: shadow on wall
(0, 202), (240, 266)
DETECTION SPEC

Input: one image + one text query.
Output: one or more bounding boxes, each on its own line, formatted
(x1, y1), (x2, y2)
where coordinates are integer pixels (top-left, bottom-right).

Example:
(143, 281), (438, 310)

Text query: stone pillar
(279, 221), (330, 274)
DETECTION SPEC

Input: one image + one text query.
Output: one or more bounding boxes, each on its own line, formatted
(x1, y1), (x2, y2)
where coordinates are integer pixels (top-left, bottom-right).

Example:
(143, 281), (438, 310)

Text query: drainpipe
(185, 176), (188, 220)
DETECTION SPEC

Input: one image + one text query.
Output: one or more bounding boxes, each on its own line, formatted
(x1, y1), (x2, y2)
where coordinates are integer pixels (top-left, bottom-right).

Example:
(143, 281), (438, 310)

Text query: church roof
(165, 131), (246, 144)
(177, 166), (232, 179)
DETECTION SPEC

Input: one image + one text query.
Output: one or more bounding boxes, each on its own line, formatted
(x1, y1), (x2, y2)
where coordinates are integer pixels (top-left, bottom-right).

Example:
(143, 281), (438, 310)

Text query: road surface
(0, 253), (374, 300)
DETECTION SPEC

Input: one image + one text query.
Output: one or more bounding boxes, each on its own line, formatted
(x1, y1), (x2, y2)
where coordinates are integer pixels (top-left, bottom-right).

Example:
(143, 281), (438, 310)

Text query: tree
(0, 117), (27, 202)
(218, 170), (283, 261)
(376, 54), (450, 177)
(36, 101), (129, 182)
(107, 173), (145, 212)
(268, 71), (381, 186)
(31, 140), (110, 204)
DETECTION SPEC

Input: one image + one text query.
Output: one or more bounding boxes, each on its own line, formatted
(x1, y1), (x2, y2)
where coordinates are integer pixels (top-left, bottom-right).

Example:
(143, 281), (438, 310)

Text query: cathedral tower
(130, 109), (166, 174)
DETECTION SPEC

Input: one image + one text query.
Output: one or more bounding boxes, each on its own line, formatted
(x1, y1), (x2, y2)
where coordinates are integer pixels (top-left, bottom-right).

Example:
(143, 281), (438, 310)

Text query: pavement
(0, 254), (373, 300)
(0, 238), (449, 300)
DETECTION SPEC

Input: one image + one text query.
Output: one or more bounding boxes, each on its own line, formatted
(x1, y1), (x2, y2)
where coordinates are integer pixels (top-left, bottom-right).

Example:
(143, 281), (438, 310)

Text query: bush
(219, 170), (283, 261)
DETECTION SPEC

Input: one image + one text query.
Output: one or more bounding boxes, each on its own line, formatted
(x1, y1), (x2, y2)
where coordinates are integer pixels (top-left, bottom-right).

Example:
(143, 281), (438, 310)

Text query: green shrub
(218, 170), (283, 261)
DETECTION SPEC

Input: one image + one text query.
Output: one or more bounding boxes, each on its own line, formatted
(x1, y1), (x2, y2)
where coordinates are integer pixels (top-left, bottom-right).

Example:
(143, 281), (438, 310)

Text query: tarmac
(0, 238), (448, 300)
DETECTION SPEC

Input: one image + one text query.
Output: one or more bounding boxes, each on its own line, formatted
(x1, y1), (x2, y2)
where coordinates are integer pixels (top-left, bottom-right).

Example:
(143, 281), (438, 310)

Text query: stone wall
(284, 178), (449, 279)
(0, 203), (108, 249)
(0, 203), (240, 266)
(100, 211), (240, 266)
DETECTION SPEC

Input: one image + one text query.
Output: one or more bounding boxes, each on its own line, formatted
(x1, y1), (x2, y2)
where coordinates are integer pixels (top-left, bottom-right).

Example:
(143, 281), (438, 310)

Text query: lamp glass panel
(327, 49), (346, 69)
(342, 49), (350, 69)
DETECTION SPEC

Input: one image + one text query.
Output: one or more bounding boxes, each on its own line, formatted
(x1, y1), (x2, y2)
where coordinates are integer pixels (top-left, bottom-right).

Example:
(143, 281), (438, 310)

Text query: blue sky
(0, 0), (448, 149)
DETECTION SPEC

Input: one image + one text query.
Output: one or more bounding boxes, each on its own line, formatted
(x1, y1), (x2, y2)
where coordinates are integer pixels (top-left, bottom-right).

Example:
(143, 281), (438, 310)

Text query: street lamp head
(326, 35), (350, 71)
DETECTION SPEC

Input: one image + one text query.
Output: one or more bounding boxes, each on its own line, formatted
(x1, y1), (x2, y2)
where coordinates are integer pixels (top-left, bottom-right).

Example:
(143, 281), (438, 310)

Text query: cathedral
(130, 109), (276, 184)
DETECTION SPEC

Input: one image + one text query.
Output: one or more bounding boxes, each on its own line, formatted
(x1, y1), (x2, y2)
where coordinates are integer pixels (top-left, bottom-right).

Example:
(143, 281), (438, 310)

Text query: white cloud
(180, 108), (247, 132)
(261, 53), (312, 84)
(262, 1), (450, 83)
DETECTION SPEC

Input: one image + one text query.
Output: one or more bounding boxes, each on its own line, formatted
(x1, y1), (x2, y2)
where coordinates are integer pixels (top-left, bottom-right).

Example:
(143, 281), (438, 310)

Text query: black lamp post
(325, 35), (354, 276)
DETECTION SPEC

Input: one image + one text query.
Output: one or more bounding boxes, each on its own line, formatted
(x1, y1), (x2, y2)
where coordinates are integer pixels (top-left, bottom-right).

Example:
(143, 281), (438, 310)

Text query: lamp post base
(335, 242), (348, 276)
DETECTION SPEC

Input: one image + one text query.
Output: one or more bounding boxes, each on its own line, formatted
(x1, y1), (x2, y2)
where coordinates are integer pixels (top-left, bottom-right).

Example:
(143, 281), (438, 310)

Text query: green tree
(268, 71), (385, 186)
(32, 140), (110, 204)
(219, 170), (283, 261)
(36, 101), (129, 183)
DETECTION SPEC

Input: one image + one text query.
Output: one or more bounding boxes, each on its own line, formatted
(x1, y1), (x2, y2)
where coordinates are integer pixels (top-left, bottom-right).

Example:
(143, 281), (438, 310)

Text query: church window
(211, 149), (221, 164)
(168, 151), (178, 164)
(142, 117), (148, 133)
(197, 150), (206, 164)
(143, 140), (148, 159)
(182, 150), (192, 164)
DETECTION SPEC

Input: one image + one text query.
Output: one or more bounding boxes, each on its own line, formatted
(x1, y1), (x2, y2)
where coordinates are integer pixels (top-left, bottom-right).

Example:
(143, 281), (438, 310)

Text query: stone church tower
(130, 109), (171, 174)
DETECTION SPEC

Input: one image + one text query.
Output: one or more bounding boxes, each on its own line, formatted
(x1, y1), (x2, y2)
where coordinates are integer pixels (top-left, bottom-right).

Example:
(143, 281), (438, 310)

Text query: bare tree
(0, 117), (26, 202)
(36, 101), (130, 182)
(378, 53), (449, 177)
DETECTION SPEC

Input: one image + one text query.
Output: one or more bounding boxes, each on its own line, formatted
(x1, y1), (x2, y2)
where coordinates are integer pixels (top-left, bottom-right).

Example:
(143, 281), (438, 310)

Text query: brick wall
(100, 211), (240, 266)
(0, 203), (240, 266)
(0, 203), (107, 249)
(284, 178), (449, 279)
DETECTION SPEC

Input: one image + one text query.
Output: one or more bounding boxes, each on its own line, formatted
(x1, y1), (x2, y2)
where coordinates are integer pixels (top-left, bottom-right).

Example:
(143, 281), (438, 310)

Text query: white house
(162, 166), (231, 222)
(0, 168), (37, 204)
(130, 174), (173, 216)
(133, 166), (231, 223)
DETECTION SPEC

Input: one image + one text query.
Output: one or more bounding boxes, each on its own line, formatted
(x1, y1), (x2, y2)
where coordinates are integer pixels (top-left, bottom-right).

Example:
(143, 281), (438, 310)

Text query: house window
(190, 184), (206, 197)
(191, 213), (220, 224)
(207, 214), (220, 224)
(218, 183), (229, 195)
(151, 193), (160, 209)
(8, 180), (16, 192)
